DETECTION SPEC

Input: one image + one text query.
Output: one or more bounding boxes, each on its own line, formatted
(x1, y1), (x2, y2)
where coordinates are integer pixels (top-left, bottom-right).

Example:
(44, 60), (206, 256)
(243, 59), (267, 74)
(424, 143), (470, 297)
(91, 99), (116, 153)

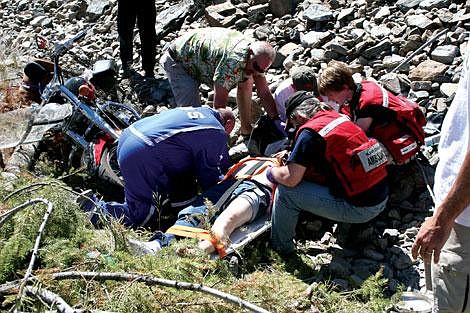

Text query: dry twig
(0, 198), (49, 228)
(3, 180), (83, 202)
(3, 182), (50, 201)
(389, 28), (448, 74)
(23, 286), (75, 313)
(51, 271), (271, 313)
(16, 198), (53, 304)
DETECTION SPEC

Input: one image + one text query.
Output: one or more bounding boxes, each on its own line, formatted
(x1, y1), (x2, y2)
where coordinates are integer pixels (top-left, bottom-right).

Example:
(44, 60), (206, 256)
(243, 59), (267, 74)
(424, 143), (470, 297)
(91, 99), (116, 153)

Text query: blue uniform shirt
(111, 107), (230, 228)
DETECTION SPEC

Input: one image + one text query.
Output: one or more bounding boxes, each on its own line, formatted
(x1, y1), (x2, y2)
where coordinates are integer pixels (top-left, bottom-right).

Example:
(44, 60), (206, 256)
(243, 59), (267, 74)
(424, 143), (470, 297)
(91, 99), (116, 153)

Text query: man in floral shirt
(160, 27), (281, 137)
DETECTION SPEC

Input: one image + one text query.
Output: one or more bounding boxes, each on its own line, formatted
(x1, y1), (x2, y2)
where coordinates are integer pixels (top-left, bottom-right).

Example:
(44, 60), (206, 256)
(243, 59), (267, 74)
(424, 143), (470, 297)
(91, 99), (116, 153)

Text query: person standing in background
(412, 43), (470, 313)
(117, 0), (157, 78)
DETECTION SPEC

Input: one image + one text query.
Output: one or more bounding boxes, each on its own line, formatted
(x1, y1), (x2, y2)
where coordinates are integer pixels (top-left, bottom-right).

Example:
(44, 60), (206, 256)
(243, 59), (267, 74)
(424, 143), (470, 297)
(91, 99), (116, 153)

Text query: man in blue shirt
(81, 107), (235, 229)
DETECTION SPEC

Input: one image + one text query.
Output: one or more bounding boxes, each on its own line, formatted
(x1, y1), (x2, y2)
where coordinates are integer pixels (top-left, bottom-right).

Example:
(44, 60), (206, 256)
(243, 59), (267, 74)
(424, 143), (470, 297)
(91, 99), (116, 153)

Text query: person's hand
(273, 118), (287, 137)
(273, 150), (288, 164)
(411, 215), (453, 264)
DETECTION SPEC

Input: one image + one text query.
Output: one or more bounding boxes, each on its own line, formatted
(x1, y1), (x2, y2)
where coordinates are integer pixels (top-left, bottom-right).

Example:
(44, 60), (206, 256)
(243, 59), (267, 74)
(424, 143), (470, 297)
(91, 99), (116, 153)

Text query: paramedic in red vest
(80, 107), (235, 230)
(268, 92), (389, 254)
(318, 60), (425, 165)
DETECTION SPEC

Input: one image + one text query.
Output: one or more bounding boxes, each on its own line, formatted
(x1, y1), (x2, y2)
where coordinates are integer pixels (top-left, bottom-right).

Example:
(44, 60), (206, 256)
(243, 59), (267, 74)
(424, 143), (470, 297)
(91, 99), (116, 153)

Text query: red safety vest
(342, 81), (426, 164)
(297, 110), (388, 197)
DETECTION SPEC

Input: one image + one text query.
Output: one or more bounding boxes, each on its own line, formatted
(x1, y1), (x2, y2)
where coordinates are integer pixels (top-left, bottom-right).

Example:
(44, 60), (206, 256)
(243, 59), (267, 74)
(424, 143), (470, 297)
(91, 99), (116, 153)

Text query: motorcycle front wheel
(97, 144), (124, 188)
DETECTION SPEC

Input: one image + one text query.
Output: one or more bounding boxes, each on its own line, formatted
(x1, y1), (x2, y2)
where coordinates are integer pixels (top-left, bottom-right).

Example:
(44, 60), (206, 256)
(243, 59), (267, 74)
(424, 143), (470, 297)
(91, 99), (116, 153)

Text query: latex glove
(273, 118), (287, 137)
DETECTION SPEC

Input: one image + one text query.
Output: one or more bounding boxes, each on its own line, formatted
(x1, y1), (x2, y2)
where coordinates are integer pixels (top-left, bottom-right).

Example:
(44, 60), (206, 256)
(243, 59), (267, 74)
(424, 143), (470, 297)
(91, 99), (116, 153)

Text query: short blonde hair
(318, 60), (355, 94)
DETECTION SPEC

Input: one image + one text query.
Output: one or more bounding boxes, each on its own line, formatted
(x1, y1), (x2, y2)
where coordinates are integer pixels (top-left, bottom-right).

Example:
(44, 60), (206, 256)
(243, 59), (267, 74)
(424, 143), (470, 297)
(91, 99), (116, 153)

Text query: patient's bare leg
(198, 197), (253, 254)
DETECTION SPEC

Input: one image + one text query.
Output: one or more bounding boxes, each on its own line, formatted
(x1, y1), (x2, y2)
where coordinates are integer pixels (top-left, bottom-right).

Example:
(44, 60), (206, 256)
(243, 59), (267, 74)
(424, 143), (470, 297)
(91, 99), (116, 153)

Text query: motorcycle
(12, 29), (140, 187)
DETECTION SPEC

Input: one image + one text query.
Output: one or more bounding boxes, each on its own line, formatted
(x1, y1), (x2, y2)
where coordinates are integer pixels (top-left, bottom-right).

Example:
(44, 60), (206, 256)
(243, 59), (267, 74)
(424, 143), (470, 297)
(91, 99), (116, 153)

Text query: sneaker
(127, 238), (162, 255)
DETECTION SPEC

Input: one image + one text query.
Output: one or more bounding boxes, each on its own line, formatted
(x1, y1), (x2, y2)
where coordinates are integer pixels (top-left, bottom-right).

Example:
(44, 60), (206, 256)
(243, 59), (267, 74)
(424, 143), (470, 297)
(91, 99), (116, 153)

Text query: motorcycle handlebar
(53, 29), (88, 58)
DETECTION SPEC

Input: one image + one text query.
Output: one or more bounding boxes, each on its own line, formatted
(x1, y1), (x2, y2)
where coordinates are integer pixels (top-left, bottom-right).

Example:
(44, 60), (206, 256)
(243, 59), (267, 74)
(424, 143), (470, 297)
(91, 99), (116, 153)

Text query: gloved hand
(273, 118), (287, 137)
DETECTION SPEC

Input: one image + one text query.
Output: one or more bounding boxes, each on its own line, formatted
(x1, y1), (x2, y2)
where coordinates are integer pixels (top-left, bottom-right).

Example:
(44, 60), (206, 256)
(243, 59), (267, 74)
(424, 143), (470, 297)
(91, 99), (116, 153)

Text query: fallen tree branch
(51, 271), (271, 313)
(3, 179), (91, 204)
(23, 286), (76, 313)
(0, 279), (22, 294)
(0, 198), (50, 228)
(3, 182), (50, 201)
(17, 198), (54, 303)
(0, 281), (115, 313)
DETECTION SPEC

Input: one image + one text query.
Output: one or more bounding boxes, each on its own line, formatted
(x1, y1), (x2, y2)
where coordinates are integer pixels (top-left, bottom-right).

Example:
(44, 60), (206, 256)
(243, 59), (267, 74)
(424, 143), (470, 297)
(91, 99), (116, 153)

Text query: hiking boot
(127, 238), (162, 255)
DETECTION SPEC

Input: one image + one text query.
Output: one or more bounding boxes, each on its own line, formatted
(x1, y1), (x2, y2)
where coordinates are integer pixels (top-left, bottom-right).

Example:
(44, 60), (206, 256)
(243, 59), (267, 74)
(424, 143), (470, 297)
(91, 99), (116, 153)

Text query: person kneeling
(269, 93), (390, 254)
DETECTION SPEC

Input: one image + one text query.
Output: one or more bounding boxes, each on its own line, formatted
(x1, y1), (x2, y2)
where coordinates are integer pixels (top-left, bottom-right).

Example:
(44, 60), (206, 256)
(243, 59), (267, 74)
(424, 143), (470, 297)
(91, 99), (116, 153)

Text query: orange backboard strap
(166, 225), (226, 257)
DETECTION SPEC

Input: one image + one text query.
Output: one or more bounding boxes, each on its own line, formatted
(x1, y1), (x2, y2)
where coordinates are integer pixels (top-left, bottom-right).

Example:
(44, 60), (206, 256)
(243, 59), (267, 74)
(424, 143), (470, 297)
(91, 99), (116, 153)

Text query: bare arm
(213, 83), (229, 108)
(253, 73), (279, 119)
(270, 162), (306, 187)
(412, 149), (470, 263)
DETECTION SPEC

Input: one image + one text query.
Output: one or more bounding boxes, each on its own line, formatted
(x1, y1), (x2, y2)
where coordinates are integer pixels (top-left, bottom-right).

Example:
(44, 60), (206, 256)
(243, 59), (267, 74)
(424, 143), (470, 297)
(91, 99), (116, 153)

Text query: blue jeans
(271, 181), (388, 254)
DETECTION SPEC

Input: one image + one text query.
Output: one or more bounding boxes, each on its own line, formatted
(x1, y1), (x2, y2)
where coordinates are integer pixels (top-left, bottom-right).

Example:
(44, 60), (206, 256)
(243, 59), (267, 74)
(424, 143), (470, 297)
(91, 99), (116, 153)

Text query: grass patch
(0, 172), (400, 312)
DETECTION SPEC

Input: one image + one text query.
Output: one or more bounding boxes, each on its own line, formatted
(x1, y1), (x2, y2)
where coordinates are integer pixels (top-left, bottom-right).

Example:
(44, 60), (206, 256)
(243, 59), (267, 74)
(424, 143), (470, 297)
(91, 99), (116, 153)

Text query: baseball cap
(291, 66), (318, 95)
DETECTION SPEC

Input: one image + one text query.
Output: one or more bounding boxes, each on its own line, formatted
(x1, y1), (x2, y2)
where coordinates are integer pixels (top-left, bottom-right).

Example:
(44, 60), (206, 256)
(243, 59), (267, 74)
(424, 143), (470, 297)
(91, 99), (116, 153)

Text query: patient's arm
(198, 197), (253, 254)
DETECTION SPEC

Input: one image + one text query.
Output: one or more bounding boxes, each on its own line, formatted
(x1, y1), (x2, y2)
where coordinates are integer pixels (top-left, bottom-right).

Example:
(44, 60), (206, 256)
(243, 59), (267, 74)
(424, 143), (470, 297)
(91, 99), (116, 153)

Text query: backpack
(354, 81), (426, 164)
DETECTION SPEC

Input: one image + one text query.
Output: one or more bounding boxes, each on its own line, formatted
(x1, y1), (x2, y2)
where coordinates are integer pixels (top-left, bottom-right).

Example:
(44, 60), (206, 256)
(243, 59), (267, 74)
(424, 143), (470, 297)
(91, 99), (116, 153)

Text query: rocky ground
(0, 0), (469, 304)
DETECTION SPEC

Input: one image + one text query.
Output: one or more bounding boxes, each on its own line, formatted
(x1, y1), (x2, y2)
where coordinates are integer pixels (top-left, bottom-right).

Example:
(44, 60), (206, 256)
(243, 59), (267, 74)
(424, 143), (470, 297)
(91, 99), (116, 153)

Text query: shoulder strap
(214, 159), (270, 210)
(348, 83), (362, 122)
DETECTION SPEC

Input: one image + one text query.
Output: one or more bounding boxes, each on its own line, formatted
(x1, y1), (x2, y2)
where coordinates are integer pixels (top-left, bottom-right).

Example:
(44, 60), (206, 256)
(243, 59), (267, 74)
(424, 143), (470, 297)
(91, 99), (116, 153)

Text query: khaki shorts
(432, 223), (470, 313)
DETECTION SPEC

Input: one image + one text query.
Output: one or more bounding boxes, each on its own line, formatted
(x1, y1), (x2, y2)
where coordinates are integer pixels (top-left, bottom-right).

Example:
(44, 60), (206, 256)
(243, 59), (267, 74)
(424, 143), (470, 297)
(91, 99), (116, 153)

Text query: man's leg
(112, 130), (167, 228)
(200, 181), (270, 254)
(136, 0), (157, 77)
(159, 52), (201, 107)
(199, 197), (254, 254)
(117, 0), (137, 70)
(271, 181), (387, 254)
(432, 223), (470, 313)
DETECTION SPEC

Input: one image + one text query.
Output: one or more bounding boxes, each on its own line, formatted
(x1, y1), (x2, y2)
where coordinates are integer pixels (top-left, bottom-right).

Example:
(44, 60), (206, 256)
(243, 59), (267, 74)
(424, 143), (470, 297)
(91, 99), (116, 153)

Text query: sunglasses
(252, 61), (266, 74)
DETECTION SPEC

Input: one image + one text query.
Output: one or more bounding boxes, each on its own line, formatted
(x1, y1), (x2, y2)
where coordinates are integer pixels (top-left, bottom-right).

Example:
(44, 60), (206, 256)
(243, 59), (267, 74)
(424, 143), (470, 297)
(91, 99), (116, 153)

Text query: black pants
(117, 0), (157, 76)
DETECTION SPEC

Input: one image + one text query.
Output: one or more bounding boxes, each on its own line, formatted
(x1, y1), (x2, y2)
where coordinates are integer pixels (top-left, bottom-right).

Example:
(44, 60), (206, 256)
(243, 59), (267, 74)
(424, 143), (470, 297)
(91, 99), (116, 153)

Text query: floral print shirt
(172, 28), (253, 91)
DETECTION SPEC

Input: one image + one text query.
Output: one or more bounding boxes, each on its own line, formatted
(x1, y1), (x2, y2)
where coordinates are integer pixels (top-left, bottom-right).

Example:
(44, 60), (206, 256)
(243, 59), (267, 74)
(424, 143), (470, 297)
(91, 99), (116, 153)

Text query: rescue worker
(268, 93), (389, 254)
(318, 60), (426, 165)
(80, 106), (235, 230)
(160, 27), (282, 138)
